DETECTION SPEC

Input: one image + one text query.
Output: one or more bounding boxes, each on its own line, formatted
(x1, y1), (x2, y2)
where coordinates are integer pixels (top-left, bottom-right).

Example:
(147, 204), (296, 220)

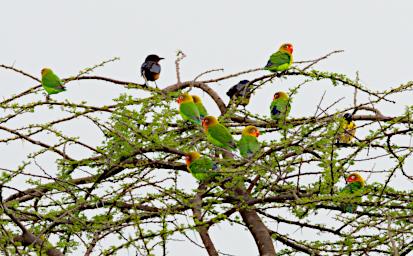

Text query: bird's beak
(177, 98), (182, 104)
(184, 156), (190, 165)
(254, 130), (260, 137)
(159, 57), (165, 60)
(201, 119), (207, 128)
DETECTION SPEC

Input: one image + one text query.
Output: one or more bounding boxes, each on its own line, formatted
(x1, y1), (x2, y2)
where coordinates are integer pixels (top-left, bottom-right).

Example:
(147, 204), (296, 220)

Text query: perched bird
(264, 43), (293, 72)
(237, 126), (261, 158)
(338, 113), (356, 143)
(191, 95), (208, 118)
(41, 68), (66, 96)
(340, 172), (365, 213)
(226, 80), (253, 108)
(185, 151), (219, 182)
(177, 93), (201, 125)
(141, 54), (164, 87)
(202, 116), (237, 151)
(270, 91), (291, 122)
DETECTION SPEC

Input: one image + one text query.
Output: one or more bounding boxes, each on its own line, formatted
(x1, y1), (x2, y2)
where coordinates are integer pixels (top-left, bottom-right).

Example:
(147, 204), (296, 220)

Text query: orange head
(177, 93), (193, 104)
(242, 126), (260, 137)
(185, 151), (200, 167)
(201, 116), (218, 130)
(346, 172), (365, 186)
(279, 43), (293, 54)
(273, 91), (289, 100)
(41, 68), (52, 76)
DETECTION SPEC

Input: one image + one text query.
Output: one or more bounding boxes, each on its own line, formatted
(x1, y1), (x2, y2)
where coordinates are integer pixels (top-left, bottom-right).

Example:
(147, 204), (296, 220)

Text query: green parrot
(191, 95), (208, 118)
(270, 91), (291, 122)
(41, 68), (66, 95)
(264, 43), (293, 72)
(238, 126), (261, 158)
(185, 151), (219, 182)
(340, 172), (365, 213)
(177, 93), (201, 125)
(202, 116), (237, 151)
(338, 113), (356, 143)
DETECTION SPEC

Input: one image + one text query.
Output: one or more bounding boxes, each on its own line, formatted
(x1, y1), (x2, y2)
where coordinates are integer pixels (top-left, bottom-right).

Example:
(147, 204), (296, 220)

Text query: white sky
(1, 1), (413, 255)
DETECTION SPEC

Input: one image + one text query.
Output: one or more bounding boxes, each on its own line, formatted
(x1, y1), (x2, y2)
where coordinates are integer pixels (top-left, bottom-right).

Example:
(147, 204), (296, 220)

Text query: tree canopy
(0, 51), (412, 256)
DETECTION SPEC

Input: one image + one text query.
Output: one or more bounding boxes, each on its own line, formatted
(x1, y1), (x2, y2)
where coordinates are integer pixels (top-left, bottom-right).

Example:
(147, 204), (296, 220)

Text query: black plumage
(226, 80), (253, 107)
(141, 54), (164, 86)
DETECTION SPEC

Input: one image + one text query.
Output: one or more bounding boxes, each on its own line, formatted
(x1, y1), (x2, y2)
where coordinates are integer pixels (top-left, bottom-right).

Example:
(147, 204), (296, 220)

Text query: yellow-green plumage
(340, 173), (365, 213)
(237, 126), (260, 158)
(202, 116), (236, 151)
(41, 68), (66, 95)
(264, 43), (293, 72)
(185, 152), (219, 181)
(192, 95), (208, 118)
(177, 93), (201, 125)
(270, 91), (291, 122)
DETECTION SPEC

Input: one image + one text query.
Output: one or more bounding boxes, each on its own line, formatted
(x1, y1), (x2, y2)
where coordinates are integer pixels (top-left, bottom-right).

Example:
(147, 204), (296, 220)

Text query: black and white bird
(141, 54), (164, 88)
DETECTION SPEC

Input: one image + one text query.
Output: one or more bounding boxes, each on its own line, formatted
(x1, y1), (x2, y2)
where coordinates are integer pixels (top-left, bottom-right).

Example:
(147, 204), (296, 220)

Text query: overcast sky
(2, 1), (413, 255)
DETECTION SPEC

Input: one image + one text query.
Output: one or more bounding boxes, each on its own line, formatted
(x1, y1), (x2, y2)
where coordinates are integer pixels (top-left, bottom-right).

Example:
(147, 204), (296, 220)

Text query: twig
(175, 50), (187, 86)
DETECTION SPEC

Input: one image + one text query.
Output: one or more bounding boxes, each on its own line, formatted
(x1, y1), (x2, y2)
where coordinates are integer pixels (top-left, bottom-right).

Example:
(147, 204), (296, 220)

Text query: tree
(0, 51), (412, 256)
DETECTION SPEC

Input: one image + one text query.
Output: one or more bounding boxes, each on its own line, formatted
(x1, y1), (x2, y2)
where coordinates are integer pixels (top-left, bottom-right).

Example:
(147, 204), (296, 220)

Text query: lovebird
(177, 93), (201, 125)
(192, 95), (208, 118)
(185, 151), (219, 182)
(270, 91), (291, 121)
(141, 54), (164, 87)
(237, 126), (261, 158)
(202, 116), (237, 151)
(340, 172), (365, 213)
(41, 68), (66, 95)
(338, 113), (356, 143)
(264, 43), (293, 72)
(226, 80), (253, 108)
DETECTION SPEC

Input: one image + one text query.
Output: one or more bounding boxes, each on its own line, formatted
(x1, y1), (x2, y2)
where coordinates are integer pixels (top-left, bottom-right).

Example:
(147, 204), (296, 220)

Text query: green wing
(339, 181), (363, 213)
(238, 135), (260, 158)
(341, 181), (363, 194)
(207, 124), (236, 150)
(270, 98), (291, 120)
(180, 102), (201, 124)
(189, 157), (219, 181)
(42, 72), (65, 95)
(265, 51), (292, 72)
(196, 102), (208, 118)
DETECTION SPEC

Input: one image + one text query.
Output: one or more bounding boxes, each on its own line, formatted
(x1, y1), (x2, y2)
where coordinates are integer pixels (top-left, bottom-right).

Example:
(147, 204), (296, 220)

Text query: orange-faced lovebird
(237, 126), (260, 158)
(191, 95), (208, 119)
(177, 93), (201, 125)
(41, 68), (66, 95)
(202, 116), (236, 151)
(340, 172), (365, 213)
(185, 151), (219, 181)
(265, 43), (293, 72)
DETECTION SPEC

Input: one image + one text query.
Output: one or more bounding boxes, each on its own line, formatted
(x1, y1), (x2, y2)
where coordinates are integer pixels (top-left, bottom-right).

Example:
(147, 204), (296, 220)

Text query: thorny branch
(0, 50), (412, 255)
